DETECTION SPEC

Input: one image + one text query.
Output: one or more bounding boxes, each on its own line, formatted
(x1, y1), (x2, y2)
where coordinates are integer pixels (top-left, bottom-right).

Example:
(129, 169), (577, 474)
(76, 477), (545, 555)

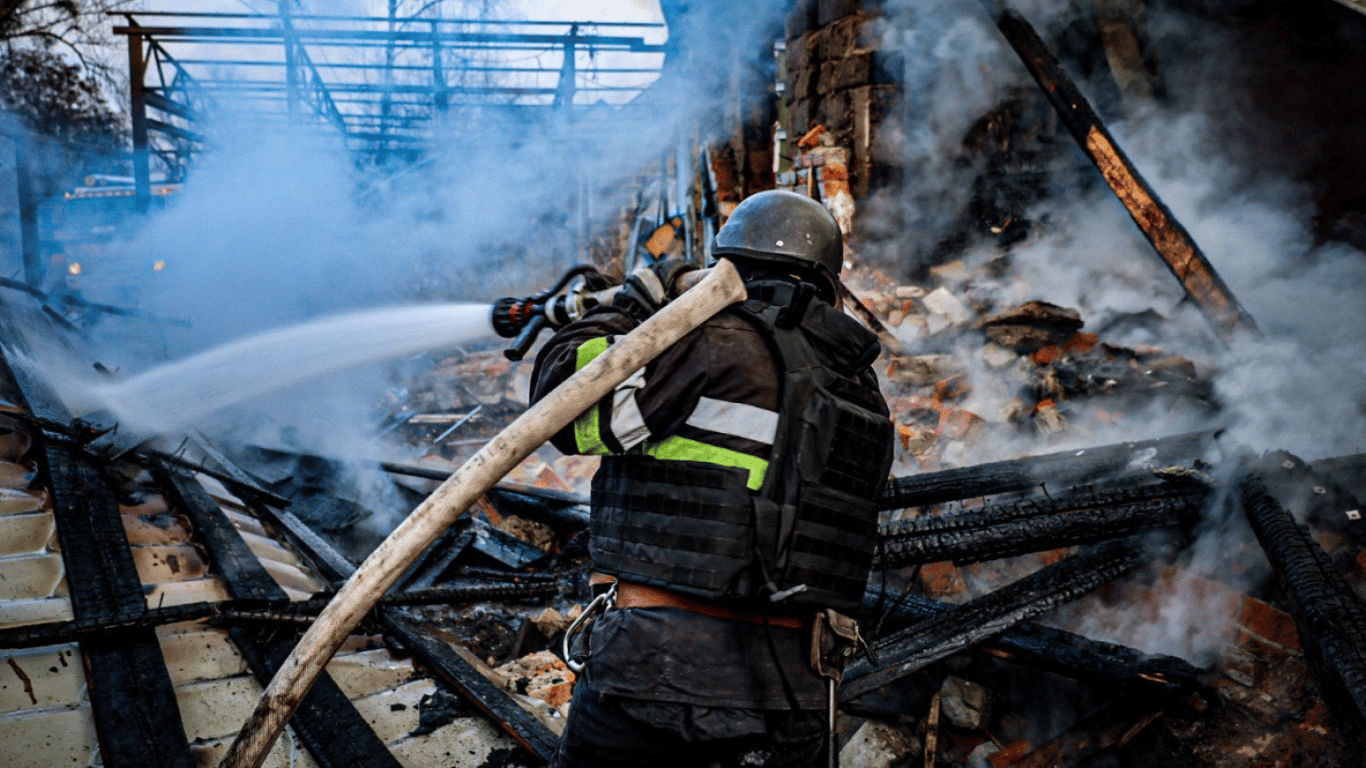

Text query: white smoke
(866, 0), (1366, 665)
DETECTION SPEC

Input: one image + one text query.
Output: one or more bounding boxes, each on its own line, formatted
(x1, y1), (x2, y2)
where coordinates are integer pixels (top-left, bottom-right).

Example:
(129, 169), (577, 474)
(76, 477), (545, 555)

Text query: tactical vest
(589, 282), (895, 612)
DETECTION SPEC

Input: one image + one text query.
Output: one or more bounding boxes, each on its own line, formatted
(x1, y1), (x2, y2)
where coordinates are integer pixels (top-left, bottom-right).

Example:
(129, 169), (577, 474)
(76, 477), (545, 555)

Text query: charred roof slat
(157, 466), (290, 605)
(229, 626), (405, 768)
(83, 630), (198, 768)
(878, 430), (1216, 511)
(878, 476), (1209, 567)
(983, 1), (1259, 343)
(1239, 472), (1366, 750)
(0, 602), (214, 650)
(858, 589), (1208, 699)
(0, 349), (197, 768)
(382, 610), (560, 762)
(841, 540), (1151, 701)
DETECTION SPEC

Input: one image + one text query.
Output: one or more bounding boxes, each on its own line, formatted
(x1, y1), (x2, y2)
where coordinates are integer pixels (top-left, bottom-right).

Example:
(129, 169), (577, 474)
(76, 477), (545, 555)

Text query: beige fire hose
(218, 259), (746, 768)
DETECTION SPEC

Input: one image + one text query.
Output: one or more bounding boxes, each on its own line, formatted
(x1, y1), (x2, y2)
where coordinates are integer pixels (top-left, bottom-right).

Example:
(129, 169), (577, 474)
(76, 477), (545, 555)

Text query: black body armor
(589, 282), (895, 612)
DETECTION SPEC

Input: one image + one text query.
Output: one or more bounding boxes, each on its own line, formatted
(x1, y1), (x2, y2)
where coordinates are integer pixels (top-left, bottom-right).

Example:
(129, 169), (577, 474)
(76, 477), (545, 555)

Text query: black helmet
(712, 190), (843, 297)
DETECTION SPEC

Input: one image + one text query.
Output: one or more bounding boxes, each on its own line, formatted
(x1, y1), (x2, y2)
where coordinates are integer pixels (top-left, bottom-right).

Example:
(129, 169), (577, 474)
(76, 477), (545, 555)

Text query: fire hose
(218, 259), (747, 768)
(490, 261), (711, 360)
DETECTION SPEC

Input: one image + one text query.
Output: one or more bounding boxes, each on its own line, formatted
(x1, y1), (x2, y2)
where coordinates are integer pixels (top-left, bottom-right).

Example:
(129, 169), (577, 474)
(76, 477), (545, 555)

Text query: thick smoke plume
(866, 0), (1366, 663)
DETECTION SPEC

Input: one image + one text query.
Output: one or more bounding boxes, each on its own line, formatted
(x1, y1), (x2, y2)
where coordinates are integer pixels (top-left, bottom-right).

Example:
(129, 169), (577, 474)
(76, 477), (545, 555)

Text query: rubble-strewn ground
(359, 244), (1359, 765)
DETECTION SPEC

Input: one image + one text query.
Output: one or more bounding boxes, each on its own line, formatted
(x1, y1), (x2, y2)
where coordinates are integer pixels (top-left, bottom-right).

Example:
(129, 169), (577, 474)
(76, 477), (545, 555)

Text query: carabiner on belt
(562, 577), (617, 674)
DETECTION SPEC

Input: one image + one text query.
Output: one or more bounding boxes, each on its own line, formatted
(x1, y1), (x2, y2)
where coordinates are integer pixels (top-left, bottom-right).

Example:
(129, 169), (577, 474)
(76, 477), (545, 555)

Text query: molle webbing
(590, 456), (755, 600)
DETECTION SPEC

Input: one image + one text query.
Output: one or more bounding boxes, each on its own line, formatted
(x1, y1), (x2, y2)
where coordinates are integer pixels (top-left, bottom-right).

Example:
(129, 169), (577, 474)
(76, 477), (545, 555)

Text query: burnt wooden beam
(982, 0), (1258, 343)
(230, 627), (404, 768)
(383, 610), (561, 762)
(841, 540), (1151, 701)
(155, 457), (404, 767)
(148, 445), (293, 508)
(0, 602), (214, 649)
(215, 580), (560, 630)
(212, 444), (560, 761)
(83, 628), (197, 768)
(42, 447), (196, 767)
(43, 445), (149, 618)
(156, 465), (291, 604)
(1239, 472), (1366, 750)
(879, 476), (1207, 567)
(858, 591), (1208, 699)
(10, 378), (197, 766)
(879, 430), (1215, 511)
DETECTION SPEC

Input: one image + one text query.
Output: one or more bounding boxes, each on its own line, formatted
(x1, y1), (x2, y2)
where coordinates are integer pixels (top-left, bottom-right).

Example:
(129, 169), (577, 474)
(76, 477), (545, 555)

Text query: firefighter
(531, 189), (895, 767)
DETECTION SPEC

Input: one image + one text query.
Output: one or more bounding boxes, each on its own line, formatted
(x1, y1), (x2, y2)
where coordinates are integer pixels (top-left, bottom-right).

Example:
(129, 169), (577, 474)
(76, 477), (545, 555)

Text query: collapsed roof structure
(1, 0), (1365, 766)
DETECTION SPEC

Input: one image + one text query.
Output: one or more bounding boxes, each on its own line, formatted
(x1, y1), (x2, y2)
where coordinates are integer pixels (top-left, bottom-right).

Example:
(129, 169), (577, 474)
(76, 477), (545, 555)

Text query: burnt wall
(783, 0), (902, 199)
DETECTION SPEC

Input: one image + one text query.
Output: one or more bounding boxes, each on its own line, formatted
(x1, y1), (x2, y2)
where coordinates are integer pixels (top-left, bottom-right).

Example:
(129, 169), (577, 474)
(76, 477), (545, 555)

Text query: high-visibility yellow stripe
(644, 436), (768, 490)
(574, 337), (612, 455)
(576, 337), (610, 370)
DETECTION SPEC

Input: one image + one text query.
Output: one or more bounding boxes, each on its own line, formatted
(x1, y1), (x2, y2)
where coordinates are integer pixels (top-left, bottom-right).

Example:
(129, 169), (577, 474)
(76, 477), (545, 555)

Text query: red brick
(920, 561), (968, 599)
(1238, 596), (1302, 652)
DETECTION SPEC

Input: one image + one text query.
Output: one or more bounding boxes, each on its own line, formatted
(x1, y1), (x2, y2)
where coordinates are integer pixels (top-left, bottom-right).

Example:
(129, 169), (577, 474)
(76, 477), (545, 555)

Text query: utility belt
(564, 573), (875, 680)
(588, 572), (805, 629)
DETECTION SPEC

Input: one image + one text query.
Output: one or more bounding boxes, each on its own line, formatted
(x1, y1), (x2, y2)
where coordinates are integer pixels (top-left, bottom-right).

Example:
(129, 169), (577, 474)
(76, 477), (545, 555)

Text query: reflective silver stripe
(686, 396), (779, 445)
(609, 369), (651, 451)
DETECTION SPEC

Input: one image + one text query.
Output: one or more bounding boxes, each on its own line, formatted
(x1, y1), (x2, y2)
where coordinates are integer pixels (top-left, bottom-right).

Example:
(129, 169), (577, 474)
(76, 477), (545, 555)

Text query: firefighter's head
(711, 189), (843, 303)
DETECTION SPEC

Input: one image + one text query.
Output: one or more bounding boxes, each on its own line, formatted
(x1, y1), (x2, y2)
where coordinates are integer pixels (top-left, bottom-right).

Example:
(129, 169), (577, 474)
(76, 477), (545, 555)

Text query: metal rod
(127, 31), (151, 211)
(107, 9), (665, 29)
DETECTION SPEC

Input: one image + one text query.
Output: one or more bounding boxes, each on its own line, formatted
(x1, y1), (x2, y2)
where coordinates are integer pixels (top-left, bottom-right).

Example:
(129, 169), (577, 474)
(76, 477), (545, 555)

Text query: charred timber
(878, 476), (1208, 567)
(982, 0), (1257, 342)
(384, 461), (591, 527)
(230, 626), (404, 768)
(216, 443), (561, 760)
(215, 582), (560, 629)
(147, 448), (294, 508)
(1239, 473), (1366, 749)
(0, 602), (215, 649)
(858, 590), (1207, 699)
(878, 431), (1214, 511)
(841, 540), (1150, 701)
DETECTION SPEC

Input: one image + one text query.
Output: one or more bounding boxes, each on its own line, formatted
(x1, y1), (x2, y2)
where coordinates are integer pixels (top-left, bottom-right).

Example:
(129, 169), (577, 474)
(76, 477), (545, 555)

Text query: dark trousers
(551, 685), (826, 768)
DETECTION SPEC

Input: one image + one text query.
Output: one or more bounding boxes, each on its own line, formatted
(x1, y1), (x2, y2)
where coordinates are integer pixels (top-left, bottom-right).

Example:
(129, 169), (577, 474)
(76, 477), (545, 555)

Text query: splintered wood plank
(158, 468), (288, 605)
(229, 626), (403, 768)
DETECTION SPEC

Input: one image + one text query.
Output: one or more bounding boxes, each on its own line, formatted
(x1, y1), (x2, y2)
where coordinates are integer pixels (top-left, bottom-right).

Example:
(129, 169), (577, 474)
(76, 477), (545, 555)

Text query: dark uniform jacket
(531, 303), (829, 712)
